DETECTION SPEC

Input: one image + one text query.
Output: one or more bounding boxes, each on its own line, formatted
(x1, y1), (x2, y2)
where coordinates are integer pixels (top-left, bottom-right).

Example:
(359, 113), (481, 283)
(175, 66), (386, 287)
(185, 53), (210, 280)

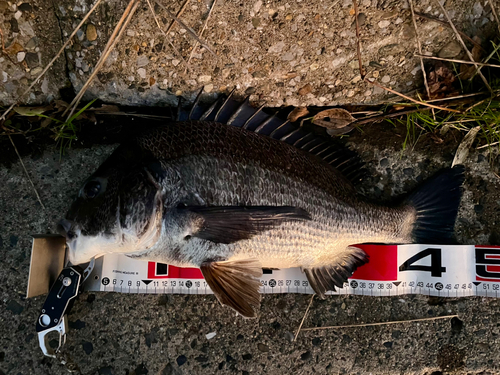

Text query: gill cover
(62, 146), (165, 265)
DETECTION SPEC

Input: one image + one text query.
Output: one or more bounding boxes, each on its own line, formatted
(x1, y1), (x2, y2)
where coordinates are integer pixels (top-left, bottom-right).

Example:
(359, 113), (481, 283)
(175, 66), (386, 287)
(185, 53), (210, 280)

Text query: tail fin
(406, 166), (465, 243)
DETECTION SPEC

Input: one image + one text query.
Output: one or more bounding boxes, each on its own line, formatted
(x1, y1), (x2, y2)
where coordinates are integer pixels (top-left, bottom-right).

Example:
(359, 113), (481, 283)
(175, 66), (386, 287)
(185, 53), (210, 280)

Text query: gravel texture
(1, 0), (498, 106)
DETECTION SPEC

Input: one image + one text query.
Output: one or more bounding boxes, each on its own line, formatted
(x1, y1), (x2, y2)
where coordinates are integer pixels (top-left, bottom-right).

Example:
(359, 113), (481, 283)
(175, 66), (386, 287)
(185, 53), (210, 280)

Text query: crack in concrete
(50, 0), (72, 91)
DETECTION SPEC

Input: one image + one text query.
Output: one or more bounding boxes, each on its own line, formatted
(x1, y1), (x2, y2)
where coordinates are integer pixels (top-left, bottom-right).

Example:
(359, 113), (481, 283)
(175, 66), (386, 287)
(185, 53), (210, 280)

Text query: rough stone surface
(0, 0), (68, 105)
(1, 120), (500, 374)
(1, 0), (497, 107)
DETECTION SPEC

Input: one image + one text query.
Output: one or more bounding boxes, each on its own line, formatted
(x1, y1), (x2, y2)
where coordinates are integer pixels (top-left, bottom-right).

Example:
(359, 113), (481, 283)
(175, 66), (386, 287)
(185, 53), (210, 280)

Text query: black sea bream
(58, 91), (464, 317)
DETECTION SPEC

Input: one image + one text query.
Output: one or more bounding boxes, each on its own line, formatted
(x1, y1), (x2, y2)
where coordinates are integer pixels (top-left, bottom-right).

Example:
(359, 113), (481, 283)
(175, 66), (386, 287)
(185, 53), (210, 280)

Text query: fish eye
(84, 181), (101, 199)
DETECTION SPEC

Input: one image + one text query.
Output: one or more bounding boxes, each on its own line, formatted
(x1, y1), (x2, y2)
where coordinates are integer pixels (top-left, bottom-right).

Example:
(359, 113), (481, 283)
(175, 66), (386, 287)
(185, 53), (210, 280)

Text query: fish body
(59, 93), (464, 317)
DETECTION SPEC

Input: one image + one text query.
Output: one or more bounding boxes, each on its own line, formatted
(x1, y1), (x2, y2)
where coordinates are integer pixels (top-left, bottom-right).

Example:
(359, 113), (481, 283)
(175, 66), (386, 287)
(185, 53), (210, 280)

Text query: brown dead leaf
(298, 84), (313, 96)
(312, 108), (355, 136)
(427, 62), (459, 99)
(287, 107), (309, 122)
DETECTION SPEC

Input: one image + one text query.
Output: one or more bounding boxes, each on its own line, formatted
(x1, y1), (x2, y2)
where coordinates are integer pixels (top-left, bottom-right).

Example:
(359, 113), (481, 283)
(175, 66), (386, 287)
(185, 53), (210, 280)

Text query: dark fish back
(134, 120), (358, 203)
(176, 89), (365, 183)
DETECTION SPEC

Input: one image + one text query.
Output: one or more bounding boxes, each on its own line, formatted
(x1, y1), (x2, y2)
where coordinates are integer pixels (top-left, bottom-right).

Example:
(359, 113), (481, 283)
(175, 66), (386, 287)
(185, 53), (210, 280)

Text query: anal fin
(201, 259), (263, 318)
(304, 247), (369, 299)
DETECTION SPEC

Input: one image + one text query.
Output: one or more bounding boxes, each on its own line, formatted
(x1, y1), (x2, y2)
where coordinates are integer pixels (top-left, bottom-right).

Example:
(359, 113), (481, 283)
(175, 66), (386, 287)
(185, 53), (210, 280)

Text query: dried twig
(184, 0), (218, 73)
(154, 0), (217, 57)
(364, 79), (460, 112)
(300, 315), (459, 332)
(0, 0), (104, 121)
(352, 0), (365, 79)
(8, 135), (45, 209)
(415, 54), (500, 69)
(409, 0), (434, 120)
(62, 0), (140, 125)
(477, 141), (499, 150)
(414, 11), (483, 50)
(145, 0), (189, 68)
(165, 0), (190, 35)
(435, 0), (492, 93)
(489, 0), (500, 34)
(293, 294), (315, 342)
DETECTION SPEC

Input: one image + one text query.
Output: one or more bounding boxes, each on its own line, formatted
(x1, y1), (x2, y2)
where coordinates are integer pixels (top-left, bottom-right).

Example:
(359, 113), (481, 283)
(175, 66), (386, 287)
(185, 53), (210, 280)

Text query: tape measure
(83, 244), (500, 298)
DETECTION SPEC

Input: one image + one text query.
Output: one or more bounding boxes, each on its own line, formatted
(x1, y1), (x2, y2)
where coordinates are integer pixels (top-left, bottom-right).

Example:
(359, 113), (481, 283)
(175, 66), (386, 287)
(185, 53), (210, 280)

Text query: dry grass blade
(8, 135), (45, 209)
(185, 0), (218, 73)
(352, 0), (365, 79)
(477, 141), (500, 150)
(165, 0), (190, 35)
(415, 54), (500, 69)
(489, 0), (500, 34)
(155, 0), (217, 57)
(145, 0), (189, 68)
(364, 79), (460, 112)
(434, 0), (492, 93)
(293, 294), (315, 341)
(409, 0), (434, 119)
(62, 0), (140, 125)
(414, 11), (483, 51)
(0, 0), (104, 121)
(300, 315), (459, 332)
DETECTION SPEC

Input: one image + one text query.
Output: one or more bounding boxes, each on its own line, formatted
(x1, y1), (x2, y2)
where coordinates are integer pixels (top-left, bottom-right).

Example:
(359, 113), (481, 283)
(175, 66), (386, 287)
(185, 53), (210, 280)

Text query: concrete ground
(1, 0), (500, 374)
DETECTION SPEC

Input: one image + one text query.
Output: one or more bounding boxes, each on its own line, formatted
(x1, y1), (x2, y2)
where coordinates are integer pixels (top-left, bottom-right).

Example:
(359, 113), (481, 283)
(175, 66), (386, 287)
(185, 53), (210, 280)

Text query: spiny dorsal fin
(178, 88), (366, 184)
(201, 259), (263, 318)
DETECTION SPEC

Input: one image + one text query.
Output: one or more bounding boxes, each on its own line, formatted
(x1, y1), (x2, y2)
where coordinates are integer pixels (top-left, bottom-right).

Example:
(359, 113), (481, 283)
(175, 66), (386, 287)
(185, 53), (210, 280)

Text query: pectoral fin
(183, 206), (310, 244)
(304, 247), (369, 299)
(200, 259), (263, 318)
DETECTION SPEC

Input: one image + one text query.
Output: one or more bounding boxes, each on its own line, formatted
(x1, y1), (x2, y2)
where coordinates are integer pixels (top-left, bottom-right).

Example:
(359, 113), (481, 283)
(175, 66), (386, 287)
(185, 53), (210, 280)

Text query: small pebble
(14, 10), (22, 19)
(137, 68), (146, 79)
(136, 55), (149, 67)
(347, 90), (355, 97)
(86, 24), (97, 41)
(126, 29), (135, 37)
(253, 0), (262, 13)
(378, 20), (390, 28)
(204, 84), (214, 93)
(198, 75), (211, 83)
(341, 302), (346, 310)
(381, 75), (390, 83)
(257, 343), (269, 352)
(472, 2), (483, 18)
(17, 51), (25, 62)
(438, 41), (462, 58)
(205, 332), (216, 340)
(171, 59), (180, 67)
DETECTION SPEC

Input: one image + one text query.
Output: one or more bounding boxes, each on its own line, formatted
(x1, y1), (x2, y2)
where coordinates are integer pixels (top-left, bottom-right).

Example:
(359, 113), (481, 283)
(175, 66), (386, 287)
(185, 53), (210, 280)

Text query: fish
(57, 89), (465, 318)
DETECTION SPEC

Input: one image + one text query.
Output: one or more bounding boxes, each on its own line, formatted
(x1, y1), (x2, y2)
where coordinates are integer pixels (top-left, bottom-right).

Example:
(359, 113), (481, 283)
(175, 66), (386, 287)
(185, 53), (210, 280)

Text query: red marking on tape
(351, 244), (398, 281)
(147, 245), (398, 281)
(147, 262), (203, 279)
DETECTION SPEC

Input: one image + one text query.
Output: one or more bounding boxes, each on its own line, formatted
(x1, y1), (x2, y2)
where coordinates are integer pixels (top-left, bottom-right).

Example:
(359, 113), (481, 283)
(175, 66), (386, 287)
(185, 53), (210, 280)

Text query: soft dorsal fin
(177, 89), (366, 184)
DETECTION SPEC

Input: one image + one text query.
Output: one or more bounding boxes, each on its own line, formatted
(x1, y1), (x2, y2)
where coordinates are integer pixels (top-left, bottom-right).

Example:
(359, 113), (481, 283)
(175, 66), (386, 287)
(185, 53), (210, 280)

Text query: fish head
(58, 148), (165, 265)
